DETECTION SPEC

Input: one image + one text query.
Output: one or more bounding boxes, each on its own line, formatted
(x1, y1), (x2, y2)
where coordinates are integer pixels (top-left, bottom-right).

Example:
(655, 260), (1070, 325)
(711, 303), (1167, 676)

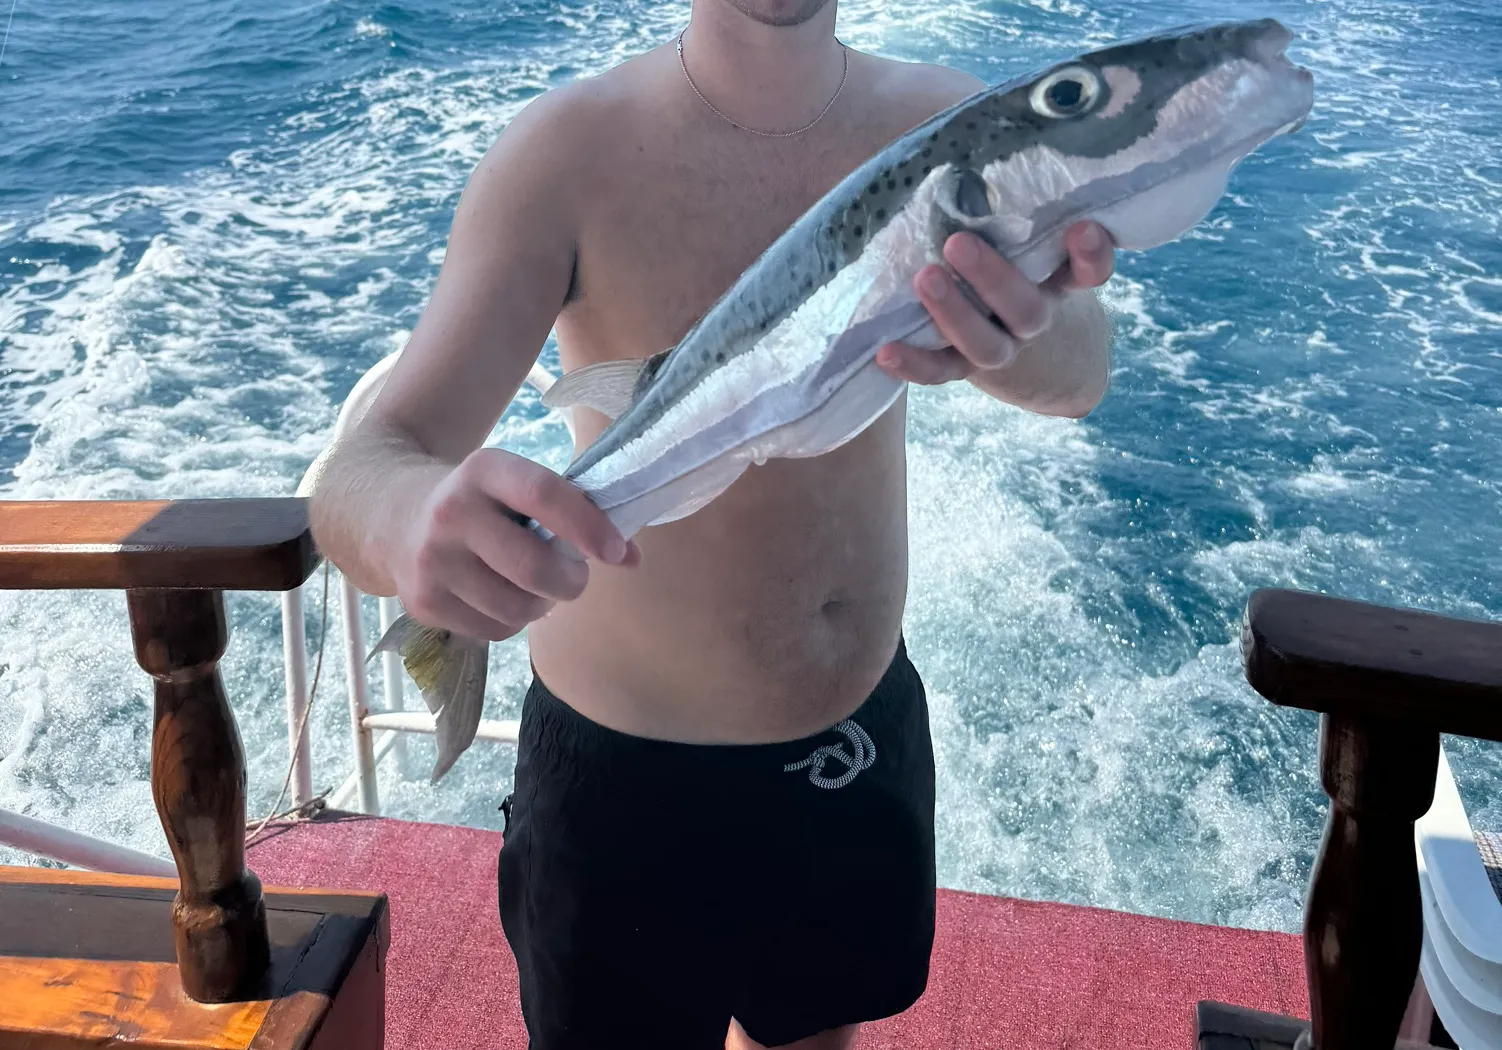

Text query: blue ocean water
(1, 0), (1499, 934)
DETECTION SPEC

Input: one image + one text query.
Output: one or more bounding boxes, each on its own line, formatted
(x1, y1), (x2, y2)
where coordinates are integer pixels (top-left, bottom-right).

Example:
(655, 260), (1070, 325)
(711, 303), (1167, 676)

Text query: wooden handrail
(1205, 587), (1502, 1050)
(1244, 587), (1502, 739)
(0, 497), (323, 1003)
(0, 498), (318, 591)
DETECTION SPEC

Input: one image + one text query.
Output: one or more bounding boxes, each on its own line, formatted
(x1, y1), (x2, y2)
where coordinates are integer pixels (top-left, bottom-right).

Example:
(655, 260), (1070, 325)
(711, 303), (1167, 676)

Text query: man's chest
(562, 133), (880, 358)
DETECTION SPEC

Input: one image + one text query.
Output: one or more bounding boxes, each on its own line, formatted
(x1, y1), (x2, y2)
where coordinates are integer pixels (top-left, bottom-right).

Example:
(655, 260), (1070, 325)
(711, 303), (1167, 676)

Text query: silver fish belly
(378, 19), (1316, 782)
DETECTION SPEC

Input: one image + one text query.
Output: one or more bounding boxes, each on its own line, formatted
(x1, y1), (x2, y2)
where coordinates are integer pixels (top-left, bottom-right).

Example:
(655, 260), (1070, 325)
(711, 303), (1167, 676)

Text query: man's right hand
(392, 448), (638, 642)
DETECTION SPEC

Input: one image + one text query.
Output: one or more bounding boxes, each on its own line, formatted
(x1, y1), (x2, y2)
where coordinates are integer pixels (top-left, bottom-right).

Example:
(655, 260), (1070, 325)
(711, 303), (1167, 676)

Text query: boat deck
(247, 812), (1308, 1048)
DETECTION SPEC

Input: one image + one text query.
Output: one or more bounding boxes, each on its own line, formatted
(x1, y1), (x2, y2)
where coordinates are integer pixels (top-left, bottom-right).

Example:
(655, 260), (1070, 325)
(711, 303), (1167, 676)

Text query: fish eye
(1030, 66), (1100, 118)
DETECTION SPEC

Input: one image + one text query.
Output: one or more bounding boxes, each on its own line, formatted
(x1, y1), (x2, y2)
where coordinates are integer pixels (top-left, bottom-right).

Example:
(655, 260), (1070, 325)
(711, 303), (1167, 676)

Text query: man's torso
(524, 45), (979, 742)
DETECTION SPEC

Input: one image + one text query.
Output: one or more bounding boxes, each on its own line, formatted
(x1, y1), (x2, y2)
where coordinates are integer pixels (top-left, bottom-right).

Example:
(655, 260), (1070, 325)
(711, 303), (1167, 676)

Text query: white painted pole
(362, 711), (520, 744)
(526, 359), (575, 441)
(280, 586), (315, 807)
(377, 594), (407, 774)
(0, 807), (177, 878)
(340, 575), (380, 815)
(525, 359), (557, 396)
(330, 730), (400, 810)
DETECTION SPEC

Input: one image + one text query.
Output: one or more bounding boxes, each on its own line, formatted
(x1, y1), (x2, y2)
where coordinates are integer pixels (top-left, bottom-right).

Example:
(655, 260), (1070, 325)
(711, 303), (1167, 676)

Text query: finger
(942, 234), (1052, 342)
(466, 450), (629, 565)
(1038, 258), (1076, 297)
(468, 513), (590, 602)
(1044, 222), (1116, 295)
(446, 551), (555, 630)
(876, 342), (975, 385)
(415, 586), (527, 644)
(914, 265), (1020, 370)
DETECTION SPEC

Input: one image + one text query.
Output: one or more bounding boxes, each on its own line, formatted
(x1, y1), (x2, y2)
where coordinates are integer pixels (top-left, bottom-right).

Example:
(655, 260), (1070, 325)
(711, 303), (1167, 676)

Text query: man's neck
(679, 1), (846, 134)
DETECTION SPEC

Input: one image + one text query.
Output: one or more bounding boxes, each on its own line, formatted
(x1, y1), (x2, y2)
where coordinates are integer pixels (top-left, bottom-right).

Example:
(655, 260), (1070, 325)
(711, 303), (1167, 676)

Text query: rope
(783, 718), (877, 789)
(246, 560), (333, 845)
(0, 0), (19, 70)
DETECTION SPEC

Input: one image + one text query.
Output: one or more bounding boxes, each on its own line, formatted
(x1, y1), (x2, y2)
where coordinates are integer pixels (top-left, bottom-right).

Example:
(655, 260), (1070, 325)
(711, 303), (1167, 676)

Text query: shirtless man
(308, 0), (1116, 1046)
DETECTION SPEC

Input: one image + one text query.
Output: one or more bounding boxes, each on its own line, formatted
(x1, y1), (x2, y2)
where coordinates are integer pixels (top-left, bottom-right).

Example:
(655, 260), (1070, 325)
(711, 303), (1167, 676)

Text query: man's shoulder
(462, 58), (650, 220)
(492, 61), (643, 159)
(856, 52), (987, 130)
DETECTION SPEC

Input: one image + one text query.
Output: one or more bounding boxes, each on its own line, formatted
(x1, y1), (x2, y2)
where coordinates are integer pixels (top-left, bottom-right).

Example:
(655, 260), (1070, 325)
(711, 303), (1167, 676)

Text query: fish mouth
(1249, 18), (1295, 64)
(1253, 19), (1316, 95)
(1246, 20), (1315, 137)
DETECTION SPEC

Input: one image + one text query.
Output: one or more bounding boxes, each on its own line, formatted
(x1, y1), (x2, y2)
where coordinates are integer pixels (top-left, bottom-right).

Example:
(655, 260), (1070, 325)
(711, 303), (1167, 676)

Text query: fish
(370, 19), (1316, 783)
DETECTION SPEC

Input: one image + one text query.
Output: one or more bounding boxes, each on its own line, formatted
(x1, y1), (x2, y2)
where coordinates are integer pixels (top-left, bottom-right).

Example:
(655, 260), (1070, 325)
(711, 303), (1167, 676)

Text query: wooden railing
(0, 498), (320, 1003)
(5, 498), (1496, 1041)
(1200, 586), (1502, 1050)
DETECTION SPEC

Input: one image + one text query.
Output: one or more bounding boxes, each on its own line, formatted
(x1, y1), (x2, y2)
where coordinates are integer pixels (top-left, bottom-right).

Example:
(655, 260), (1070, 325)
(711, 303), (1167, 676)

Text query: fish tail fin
(369, 613), (489, 783)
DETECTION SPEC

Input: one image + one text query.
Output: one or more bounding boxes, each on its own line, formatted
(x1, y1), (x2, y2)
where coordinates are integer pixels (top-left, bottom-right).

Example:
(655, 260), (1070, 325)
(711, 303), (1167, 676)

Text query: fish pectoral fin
(928, 165), (1013, 321)
(930, 164), (1028, 259)
(369, 612), (489, 783)
(543, 355), (661, 421)
(931, 164), (1013, 250)
(936, 163), (996, 224)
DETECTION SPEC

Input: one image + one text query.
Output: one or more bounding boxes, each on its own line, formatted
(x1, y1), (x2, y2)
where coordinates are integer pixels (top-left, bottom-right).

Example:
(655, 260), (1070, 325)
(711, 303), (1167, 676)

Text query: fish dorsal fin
(542, 349), (671, 421)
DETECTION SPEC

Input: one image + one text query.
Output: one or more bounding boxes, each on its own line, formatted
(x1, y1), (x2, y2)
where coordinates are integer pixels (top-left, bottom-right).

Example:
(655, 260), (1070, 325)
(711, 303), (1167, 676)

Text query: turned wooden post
(0, 498), (321, 1005)
(129, 587), (269, 1002)
(1196, 586), (1502, 1050)
(1302, 713), (1439, 1050)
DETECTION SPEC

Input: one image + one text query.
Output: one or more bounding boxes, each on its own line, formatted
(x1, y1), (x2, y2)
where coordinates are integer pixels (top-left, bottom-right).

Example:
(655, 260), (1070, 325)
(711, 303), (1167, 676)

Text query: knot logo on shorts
(784, 719), (876, 789)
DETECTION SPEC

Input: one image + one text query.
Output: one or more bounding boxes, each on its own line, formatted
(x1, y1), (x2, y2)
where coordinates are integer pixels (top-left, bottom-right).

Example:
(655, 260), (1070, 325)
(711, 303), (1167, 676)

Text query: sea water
(1, 0), (1499, 934)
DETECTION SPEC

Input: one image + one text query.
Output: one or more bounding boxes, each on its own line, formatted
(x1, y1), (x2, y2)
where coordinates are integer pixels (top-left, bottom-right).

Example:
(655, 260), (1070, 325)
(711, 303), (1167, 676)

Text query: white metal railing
(0, 807), (176, 877)
(280, 582), (315, 805)
(0, 354), (570, 873)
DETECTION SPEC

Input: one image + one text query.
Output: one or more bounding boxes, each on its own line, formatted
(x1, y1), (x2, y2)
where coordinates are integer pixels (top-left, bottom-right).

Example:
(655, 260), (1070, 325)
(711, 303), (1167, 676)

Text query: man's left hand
(875, 220), (1116, 385)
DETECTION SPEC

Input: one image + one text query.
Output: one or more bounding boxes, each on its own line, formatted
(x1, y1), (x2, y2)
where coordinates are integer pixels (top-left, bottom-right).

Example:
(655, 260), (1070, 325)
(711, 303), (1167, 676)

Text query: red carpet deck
(247, 813), (1308, 1049)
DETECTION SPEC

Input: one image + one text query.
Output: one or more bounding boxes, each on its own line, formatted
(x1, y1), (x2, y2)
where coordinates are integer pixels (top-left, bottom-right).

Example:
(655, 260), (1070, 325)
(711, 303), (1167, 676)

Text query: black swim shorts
(497, 638), (936, 1049)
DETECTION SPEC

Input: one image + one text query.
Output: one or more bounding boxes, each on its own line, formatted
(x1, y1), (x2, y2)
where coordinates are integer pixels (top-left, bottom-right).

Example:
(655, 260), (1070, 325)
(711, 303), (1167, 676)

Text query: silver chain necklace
(676, 29), (849, 139)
